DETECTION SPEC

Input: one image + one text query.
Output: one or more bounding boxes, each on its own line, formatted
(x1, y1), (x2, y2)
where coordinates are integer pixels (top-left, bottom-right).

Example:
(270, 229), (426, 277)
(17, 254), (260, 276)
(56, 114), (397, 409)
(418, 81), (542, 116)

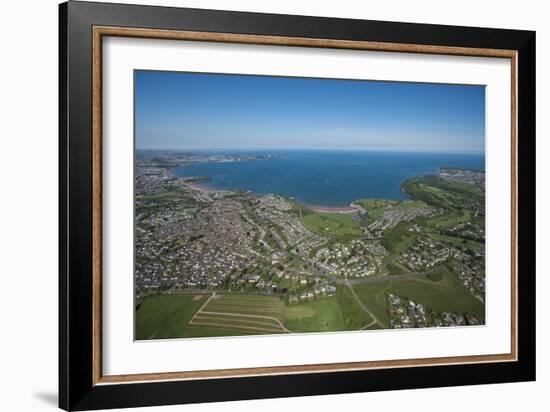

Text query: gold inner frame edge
(91, 26), (518, 386)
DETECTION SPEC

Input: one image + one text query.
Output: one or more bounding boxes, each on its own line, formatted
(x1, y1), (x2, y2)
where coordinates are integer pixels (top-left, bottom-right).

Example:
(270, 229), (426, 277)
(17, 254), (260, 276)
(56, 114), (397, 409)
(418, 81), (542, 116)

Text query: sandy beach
(303, 203), (361, 214)
(185, 181), (219, 193)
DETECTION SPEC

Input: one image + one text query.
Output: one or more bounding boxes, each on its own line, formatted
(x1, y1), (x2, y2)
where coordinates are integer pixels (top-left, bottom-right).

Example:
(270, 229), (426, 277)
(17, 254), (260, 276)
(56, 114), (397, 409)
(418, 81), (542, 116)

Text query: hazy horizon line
(136, 147), (485, 155)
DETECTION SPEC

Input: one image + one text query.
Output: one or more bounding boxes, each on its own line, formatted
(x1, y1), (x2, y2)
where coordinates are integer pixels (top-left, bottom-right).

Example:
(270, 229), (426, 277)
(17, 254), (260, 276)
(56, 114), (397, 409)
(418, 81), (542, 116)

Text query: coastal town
(135, 151), (486, 338)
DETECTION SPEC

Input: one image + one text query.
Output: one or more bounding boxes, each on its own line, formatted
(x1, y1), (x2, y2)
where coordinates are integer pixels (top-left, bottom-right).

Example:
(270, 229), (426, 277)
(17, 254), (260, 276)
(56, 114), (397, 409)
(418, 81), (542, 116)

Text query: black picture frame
(59, 1), (536, 410)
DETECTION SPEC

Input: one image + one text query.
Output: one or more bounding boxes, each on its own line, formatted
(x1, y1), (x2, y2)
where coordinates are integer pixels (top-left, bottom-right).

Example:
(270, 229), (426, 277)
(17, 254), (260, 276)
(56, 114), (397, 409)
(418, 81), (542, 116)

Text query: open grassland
(136, 190), (198, 205)
(136, 294), (287, 339)
(352, 266), (484, 328)
(336, 285), (374, 329)
(428, 233), (484, 252)
(424, 176), (484, 198)
(135, 190), (199, 216)
(387, 268), (484, 317)
(356, 199), (429, 223)
(351, 282), (391, 327)
(201, 291), (374, 334)
(136, 191), (180, 202)
(136, 269), (483, 340)
(382, 221), (417, 254)
(198, 293), (350, 334)
(136, 294), (206, 340)
(302, 212), (363, 241)
(284, 297), (348, 332)
(394, 200), (429, 209)
(424, 209), (472, 230)
(402, 176), (483, 211)
(137, 291), (373, 339)
(355, 199), (396, 221)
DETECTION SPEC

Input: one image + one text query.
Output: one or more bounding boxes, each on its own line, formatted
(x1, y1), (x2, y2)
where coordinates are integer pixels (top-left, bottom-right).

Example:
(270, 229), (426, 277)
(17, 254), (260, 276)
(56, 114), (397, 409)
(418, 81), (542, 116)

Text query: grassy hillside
(352, 266), (485, 329)
(136, 294), (205, 340)
(401, 176), (483, 211)
(337, 285), (374, 329)
(283, 297), (347, 332)
(355, 199), (396, 221)
(302, 212), (363, 241)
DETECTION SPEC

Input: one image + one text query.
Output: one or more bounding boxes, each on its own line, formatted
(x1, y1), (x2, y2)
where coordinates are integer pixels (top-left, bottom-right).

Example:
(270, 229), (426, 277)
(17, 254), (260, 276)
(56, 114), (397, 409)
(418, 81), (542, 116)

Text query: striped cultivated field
(187, 293), (332, 335)
(188, 293), (296, 335)
(136, 290), (360, 339)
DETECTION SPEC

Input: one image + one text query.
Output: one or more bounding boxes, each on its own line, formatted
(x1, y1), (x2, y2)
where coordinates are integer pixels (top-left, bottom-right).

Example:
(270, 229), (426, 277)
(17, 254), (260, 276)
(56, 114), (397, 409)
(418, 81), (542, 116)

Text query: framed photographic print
(59, 1), (536, 410)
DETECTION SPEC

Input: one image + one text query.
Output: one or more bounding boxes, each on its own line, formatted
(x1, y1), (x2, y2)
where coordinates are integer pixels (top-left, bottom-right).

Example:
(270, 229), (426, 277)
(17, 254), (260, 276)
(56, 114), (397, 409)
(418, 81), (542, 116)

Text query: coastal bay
(173, 150), (485, 207)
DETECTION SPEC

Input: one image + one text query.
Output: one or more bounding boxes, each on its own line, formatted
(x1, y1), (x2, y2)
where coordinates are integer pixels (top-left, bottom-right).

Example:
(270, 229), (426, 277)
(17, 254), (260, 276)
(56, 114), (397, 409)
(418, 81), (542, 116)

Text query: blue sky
(135, 70), (485, 153)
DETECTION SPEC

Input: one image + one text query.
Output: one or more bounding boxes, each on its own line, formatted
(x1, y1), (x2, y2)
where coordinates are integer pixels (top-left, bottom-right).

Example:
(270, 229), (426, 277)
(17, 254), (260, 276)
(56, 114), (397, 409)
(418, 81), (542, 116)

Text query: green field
(352, 267), (485, 328)
(351, 282), (391, 327)
(136, 190), (198, 206)
(428, 232), (484, 252)
(355, 199), (396, 221)
(402, 176), (483, 211)
(382, 221), (417, 254)
(424, 209), (472, 231)
(135, 190), (200, 217)
(386, 269), (484, 316)
(202, 293), (349, 334)
(201, 290), (375, 334)
(336, 285), (374, 329)
(136, 191), (180, 202)
(136, 294), (277, 339)
(136, 289), (378, 339)
(136, 294), (206, 340)
(393, 200), (430, 209)
(136, 272), (484, 339)
(354, 198), (429, 223)
(284, 298), (348, 332)
(302, 212), (363, 241)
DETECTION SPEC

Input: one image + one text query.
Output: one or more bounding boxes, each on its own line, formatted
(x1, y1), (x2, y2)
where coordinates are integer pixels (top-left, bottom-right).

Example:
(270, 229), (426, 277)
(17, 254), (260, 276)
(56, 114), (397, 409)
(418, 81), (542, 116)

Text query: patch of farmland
(190, 294), (290, 334)
(204, 294), (286, 317)
(189, 312), (285, 334)
(135, 294), (206, 340)
(193, 314), (281, 327)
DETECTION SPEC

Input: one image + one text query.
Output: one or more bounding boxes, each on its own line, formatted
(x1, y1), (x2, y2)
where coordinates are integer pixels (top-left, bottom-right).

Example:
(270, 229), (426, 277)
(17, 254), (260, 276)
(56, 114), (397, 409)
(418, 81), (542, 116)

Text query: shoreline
(184, 180), (220, 193)
(302, 203), (361, 214)
(182, 178), (366, 213)
(162, 156), (480, 211)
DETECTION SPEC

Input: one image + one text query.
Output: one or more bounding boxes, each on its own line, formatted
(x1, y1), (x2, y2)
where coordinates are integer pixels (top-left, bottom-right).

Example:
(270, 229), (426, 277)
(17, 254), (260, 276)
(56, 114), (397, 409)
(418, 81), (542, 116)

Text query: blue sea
(173, 150), (485, 207)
